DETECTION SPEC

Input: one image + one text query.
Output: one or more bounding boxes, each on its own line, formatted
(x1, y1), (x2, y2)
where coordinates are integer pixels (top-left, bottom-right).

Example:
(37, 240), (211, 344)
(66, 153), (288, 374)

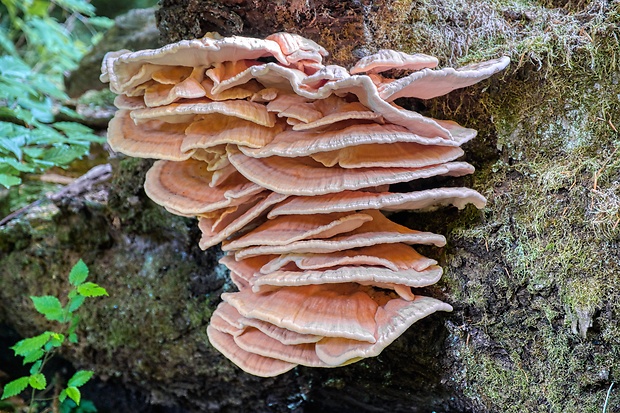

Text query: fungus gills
(102, 32), (509, 377)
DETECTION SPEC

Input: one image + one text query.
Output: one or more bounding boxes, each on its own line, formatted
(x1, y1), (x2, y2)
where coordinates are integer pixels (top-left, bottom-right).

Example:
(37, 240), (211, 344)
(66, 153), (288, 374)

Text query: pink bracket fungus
(102, 32), (509, 377)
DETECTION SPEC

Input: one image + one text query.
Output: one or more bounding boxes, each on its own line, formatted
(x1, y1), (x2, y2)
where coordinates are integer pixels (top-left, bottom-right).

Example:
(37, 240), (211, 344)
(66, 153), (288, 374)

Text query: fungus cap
(234, 210), (446, 259)
(107, 110), (194, 160)
(377, 56), (511, 101)
(222, 212), (374, 251)
(259, 243), (438, 274)
(229, 147), (475, 196)
(350, 50), (439, 74)
(144, 159), (263, 215)
(234, 327), (329, 367)
(130, 99), (276, 126)
(268, 187), (487, 217)
(239, 122), (467, 160)
(222, 283), (383, 343)
(198, 192), (288, 249)
(251, 265), (444, 292)
(206, 325), (297, 377)
(315, 296), (453, 365)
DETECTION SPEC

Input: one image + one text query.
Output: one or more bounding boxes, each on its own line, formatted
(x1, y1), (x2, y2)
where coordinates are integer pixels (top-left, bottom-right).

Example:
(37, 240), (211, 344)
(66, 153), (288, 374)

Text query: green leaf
(26, 0), (50, 17)
(30, 295), (64, 321)
(55, 0), (95, 15)
(22, 349), (45, 364)
(69, 259), (89, 286)
(67, 370), (93, 388)
(57, 106), (83, 119)
(0, 29), (18, 56)
(28, 373), (46, 390)
(68, 333), (78, 344)
(88, 16), (114, 29)
(59, 389), (67, 403)
(17, 95), (54, 122)
(49, 333), (65, 347)
(0, 157), (36, 172)
(0, 137), (23, 159)
(41, 145), (88, 166)
(53, 122), (93, 134)
(68, 294), (86, 312)
(29, 360), (42, 375)
(0, 55), (30, 76)
(29, 76), (68, 100)
(77, 399), (97, 413)
(65, 386), (81, 405)
(0, 173), (21, 188)
(76, 283), (108, 297)
(11, 332), (52, 356)
(1, 376), (29, 399)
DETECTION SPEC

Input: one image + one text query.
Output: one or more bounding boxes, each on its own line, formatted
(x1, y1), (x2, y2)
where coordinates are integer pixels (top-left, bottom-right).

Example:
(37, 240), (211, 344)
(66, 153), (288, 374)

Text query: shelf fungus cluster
(102, 32), (509, 377)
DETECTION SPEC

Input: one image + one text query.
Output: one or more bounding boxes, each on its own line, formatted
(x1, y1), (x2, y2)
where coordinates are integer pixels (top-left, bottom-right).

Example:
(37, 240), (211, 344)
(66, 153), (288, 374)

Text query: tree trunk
(2, 1), (619, 412)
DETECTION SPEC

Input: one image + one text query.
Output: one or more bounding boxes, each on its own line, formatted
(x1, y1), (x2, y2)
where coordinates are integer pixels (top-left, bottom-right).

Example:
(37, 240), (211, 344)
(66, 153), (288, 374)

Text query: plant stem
(28, 387), (36, 413)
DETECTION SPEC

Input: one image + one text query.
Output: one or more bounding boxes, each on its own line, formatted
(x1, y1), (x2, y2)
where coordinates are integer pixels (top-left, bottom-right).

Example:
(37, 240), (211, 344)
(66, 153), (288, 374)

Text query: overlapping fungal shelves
(102, 32), (509, 377)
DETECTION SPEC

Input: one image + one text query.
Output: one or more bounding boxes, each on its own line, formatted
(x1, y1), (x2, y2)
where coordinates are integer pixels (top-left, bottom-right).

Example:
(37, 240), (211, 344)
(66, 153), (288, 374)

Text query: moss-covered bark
(2, 0), (620, 412)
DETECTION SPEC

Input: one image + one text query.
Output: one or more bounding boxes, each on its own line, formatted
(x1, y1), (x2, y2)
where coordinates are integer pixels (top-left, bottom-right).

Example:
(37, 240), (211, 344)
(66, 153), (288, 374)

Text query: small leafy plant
(0, 0), (113, 188)
(1, 259), (108, 412)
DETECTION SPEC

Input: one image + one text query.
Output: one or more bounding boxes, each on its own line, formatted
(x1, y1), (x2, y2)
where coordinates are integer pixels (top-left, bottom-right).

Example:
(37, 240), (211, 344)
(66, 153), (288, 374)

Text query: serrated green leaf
(67, 370), (93, 388)
(49, 333), (65, 347)
(68, 294), (86, 312)
(28, 75), (67, 100)
(76, 282), (108, 297)
(29, 360), (42, 375)
(22, 348), (45, 364)
(0, 157), (35, 172)
(53, 122), (92, 134)
(59, 388), (67, 403)
(30, 295), (64, 321)
(11, 332), (52, 356)
(0, 173), (21, 188)
(68, 333), (78, 344)
(17, 95), (54, 122)
(0, 137), (23, 159)
(26, 125), (66, 145)
(22, 147), (45, 159)
(41, 145), (88, 166)
(1, 376), (29, 399)
(28, 373), (46, 390)
(65, 386), (81, 405)
(10, 106), (37, 125)
(69, 259), (89, 286)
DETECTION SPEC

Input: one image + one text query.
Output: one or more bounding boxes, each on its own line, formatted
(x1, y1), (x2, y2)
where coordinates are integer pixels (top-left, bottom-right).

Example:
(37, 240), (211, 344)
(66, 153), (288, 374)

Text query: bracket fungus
(102, 32), (509, 377)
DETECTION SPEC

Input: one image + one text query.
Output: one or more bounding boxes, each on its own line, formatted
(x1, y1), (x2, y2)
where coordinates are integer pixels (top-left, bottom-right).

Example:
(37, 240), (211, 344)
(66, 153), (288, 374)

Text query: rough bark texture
(2, 1), (620, 412)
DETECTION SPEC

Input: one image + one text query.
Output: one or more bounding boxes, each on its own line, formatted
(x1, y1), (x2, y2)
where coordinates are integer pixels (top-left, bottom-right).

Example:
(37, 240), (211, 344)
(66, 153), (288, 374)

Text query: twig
(0, 164), (112, 227)
(603, 382), (614, 413)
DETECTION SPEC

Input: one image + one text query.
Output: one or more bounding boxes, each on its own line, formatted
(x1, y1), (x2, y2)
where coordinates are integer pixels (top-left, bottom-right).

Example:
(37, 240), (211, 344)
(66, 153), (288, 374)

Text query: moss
(415, 1), (620, 410)
(0, 157), (233, 403)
